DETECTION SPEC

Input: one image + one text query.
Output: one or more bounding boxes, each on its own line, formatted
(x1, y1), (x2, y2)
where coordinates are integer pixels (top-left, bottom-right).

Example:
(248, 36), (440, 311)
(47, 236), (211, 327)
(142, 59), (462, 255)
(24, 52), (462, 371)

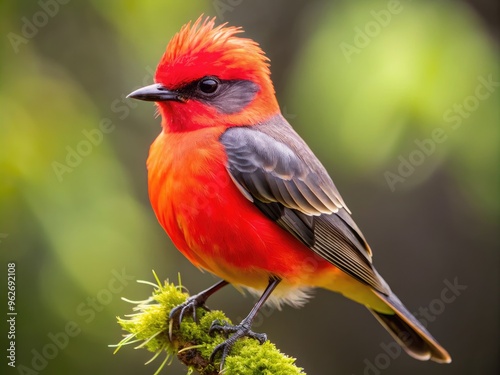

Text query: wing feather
(220, 114), (388, 294)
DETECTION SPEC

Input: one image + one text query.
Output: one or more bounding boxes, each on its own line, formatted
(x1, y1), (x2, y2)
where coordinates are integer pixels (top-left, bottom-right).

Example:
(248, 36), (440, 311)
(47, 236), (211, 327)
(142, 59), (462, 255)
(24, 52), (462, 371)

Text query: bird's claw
(209, 319), (267, 343)
(168, 295), (210, 341)
(169, 297), (210, 323)
(209, 319), (268, 369)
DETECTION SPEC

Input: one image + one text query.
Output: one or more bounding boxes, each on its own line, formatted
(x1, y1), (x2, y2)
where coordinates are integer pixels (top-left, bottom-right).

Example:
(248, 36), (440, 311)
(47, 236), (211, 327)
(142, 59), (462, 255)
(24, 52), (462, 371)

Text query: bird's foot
(168, 293), (210, 340)
(209, 319), (267, 369)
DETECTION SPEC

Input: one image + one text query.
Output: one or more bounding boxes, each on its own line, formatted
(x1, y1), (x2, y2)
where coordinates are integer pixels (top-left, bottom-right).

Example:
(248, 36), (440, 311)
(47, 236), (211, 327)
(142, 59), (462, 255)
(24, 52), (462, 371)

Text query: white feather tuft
(244, 286), (315, 310)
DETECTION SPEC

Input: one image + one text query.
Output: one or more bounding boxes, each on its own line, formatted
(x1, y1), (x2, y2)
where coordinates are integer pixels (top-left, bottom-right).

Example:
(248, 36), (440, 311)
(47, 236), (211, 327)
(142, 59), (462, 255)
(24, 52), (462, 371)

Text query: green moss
(225, 342), (304, 375)
(112, 272), (306, 375)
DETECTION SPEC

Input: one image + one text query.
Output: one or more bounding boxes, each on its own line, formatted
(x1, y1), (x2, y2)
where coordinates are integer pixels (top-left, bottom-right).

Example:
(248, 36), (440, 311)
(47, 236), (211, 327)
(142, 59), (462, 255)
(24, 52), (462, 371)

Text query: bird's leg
(169, 279), (228, 340)
(209, 276), (281, 370)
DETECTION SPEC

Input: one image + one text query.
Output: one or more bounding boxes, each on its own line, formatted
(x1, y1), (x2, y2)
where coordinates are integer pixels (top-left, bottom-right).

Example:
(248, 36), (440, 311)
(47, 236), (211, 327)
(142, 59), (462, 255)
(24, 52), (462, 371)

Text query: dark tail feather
(370, 292), (451, 363)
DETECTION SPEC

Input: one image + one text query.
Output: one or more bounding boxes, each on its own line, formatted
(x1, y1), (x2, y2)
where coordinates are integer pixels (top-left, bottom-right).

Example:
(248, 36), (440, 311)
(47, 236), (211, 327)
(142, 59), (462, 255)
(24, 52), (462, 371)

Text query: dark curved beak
(127, 83), (183, 102)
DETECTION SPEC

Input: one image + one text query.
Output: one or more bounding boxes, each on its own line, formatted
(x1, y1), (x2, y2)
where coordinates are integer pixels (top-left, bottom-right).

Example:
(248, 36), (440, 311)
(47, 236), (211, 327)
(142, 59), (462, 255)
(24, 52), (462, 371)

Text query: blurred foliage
(0, 1), (498, 375)
(288, 0), (499, 217)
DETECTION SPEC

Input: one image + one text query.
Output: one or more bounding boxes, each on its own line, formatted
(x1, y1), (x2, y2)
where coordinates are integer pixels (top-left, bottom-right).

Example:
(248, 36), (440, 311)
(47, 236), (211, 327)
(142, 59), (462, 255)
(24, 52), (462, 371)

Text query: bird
(127, 16), (451, 370)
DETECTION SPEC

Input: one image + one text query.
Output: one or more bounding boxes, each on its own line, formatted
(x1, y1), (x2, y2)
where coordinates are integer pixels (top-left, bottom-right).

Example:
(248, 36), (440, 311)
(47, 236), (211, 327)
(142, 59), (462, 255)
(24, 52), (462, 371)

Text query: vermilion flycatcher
(128, 16), (451, 369)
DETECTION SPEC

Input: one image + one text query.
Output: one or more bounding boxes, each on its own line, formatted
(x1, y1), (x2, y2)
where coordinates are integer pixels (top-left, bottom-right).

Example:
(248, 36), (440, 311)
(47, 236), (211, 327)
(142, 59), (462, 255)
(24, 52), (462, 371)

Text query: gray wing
(220, 115), (389, 294)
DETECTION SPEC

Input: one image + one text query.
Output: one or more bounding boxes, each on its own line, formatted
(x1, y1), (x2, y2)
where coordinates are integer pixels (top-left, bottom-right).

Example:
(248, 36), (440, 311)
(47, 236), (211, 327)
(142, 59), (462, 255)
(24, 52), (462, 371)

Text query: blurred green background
(1, 0), (498, 374)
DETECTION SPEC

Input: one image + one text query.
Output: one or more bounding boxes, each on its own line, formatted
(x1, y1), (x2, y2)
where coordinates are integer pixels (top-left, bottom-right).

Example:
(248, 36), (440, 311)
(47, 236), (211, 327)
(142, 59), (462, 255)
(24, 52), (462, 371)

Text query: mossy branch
(111, 272), (306, 375)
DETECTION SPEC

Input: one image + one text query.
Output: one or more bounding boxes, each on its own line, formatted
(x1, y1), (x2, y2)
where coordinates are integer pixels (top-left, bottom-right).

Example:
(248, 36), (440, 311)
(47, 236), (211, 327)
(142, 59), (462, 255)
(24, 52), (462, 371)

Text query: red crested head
(129, 16), (279, 132)
(157, 17), (271, 93)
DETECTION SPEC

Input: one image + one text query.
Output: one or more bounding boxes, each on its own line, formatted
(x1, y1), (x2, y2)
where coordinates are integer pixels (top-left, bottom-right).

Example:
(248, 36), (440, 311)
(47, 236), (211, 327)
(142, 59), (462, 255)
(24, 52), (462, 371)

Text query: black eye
(198, 77), (219, 94)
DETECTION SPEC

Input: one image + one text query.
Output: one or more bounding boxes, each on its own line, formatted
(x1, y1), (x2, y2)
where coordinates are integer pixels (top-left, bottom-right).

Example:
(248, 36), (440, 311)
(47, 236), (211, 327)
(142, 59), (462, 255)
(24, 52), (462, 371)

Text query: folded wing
(220, 114), (388, 294)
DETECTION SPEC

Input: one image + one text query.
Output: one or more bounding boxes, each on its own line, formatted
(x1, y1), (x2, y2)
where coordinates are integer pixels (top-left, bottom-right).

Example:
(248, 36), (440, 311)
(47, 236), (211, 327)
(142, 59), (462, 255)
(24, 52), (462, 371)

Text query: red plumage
(128, 15), (451, 368)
